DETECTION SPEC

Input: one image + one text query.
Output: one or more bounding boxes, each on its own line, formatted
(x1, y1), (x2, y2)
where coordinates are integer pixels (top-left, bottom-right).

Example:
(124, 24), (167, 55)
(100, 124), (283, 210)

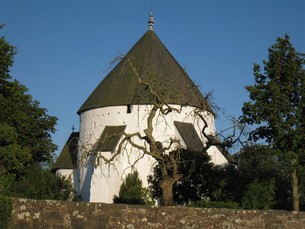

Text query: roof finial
(148, 11), (154, 31)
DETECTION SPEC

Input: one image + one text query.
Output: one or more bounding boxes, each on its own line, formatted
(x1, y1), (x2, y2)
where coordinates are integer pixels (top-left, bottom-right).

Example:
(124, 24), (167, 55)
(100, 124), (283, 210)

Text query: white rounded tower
(56, 14), (234, 203)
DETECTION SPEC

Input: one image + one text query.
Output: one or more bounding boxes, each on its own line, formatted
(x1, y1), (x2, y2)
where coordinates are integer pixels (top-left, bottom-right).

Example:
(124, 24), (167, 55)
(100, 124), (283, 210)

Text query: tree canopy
(242, 34), (305, 211)
(0, 30), (73, 201)
(0, 32), (57, 173)
(148, 145), (299, 210)
(113, 171), (151, 205)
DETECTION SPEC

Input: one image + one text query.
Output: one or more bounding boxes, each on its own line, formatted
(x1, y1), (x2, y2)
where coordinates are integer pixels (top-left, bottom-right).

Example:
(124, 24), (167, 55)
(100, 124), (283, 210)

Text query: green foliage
(233, 145), (290, 210)
(0, 172), (15, 194)
(147, 164), (163, 201)
(6, 165), (74, 201)
(242, 34), (305, 150)
(299, 167), (305, 210)
(148, 145), (295, 210)
(0, 163), (74, 201)
(0, 32), (73, 201)
(0, 123), (31, 174)
(0, 30), (16, 82)
(188, 200), (240, 209)
(0, 80), (58, 166)
(113, 171), (152, 205)
(242, 34), (305, 210)
(148, 149), (236, 204)
(173, 150), (226, 203)
(0, 195), (12, 229)
(0, 34), (57, 171)
(241, 179), (276, 210)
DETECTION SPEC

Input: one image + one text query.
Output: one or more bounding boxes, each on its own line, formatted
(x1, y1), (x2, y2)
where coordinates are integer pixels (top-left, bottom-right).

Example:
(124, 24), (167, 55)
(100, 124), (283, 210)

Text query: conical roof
(78, 30), (211, 114)
(52, 132), (79, 171)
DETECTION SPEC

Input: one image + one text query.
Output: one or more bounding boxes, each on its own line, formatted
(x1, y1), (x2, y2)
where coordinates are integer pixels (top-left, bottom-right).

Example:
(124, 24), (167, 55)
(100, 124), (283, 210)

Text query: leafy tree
(148, 148), (237, 205)
(299, 167), (305, 210)
(2, 164), (74, 201)
(242, 34), (305, 211)
(173, 149), (214, 204)
(241, 179), (276, 210)
(0, 29), (73, 201)
(233, 145), (290, 210)
(149, 144), (295, 210)
(113, 171), (151, 205)
(0, 31), (57, 173)
(0, 194), (12, 229)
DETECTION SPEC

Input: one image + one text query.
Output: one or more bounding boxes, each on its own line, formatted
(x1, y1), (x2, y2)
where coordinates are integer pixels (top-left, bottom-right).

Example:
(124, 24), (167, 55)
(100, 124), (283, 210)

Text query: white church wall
(207, 146), (229, 165)
(78, 104), (225, 203)
(55, 169), (74, 185)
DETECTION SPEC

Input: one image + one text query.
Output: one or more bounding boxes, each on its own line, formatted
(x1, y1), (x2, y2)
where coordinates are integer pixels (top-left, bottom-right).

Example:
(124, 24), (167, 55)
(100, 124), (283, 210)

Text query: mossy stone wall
(11, 198), (305, 229)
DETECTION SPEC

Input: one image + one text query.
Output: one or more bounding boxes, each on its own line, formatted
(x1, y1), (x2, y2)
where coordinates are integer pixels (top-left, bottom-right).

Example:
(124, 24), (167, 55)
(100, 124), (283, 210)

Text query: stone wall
(11, 198), (305, 229)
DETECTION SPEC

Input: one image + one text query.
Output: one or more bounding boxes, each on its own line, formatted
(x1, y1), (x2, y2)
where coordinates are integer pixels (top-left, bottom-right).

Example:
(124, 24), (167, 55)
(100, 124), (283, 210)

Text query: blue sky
(1, 0), (304, 155)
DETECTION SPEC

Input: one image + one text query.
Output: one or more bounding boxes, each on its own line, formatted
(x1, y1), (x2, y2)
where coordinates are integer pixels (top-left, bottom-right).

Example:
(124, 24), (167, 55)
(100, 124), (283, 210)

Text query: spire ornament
(148, 11), (154, 31)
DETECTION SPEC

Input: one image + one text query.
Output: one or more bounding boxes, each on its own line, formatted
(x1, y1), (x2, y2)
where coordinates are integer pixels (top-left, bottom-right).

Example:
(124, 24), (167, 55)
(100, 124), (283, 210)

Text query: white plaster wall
(55, 169), (74, 185)
(78, 105), (228, 203)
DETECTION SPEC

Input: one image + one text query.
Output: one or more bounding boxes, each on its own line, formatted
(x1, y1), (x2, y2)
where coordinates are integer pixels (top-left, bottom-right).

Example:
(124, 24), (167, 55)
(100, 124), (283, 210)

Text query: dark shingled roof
(93, 125), (126, 152)
(174, 121), (236, 164)
(78, 30), (211, 114)
(52, 132), (79, 171)
(174, 121), (204, 152)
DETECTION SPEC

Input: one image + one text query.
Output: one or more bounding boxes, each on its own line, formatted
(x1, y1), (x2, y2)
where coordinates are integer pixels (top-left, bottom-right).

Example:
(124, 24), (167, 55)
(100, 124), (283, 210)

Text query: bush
(8, 165), (75, 201)
(241, 179), (276, 210)
(0, 195), (12, 229)
(113, 171), (152, 205)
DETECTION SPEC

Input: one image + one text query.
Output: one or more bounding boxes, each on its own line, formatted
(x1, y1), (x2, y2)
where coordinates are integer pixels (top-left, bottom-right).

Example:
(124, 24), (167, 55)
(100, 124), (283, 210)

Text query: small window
(127, 105), (132, 113)
(93, 125), (126, 152)
(174, 121), (203, 152)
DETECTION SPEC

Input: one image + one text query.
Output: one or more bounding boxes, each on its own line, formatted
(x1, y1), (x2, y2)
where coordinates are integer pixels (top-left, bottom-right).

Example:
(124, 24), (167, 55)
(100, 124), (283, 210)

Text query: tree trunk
(160, 179), (176, 206)
(291, 166), (299, 211)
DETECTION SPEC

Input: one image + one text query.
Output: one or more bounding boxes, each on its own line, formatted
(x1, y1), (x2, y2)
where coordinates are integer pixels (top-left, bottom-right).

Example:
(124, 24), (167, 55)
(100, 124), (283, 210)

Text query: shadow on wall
(80, 159), (94, 202)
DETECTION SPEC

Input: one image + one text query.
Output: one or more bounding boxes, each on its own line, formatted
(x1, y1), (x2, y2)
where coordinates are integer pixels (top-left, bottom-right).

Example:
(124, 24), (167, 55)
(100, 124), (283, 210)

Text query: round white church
(53, 14), (234, 203)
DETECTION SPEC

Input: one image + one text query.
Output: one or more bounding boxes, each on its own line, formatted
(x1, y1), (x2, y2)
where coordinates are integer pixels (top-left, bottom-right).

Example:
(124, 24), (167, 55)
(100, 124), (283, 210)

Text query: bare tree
(79, 55), (245, 205)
